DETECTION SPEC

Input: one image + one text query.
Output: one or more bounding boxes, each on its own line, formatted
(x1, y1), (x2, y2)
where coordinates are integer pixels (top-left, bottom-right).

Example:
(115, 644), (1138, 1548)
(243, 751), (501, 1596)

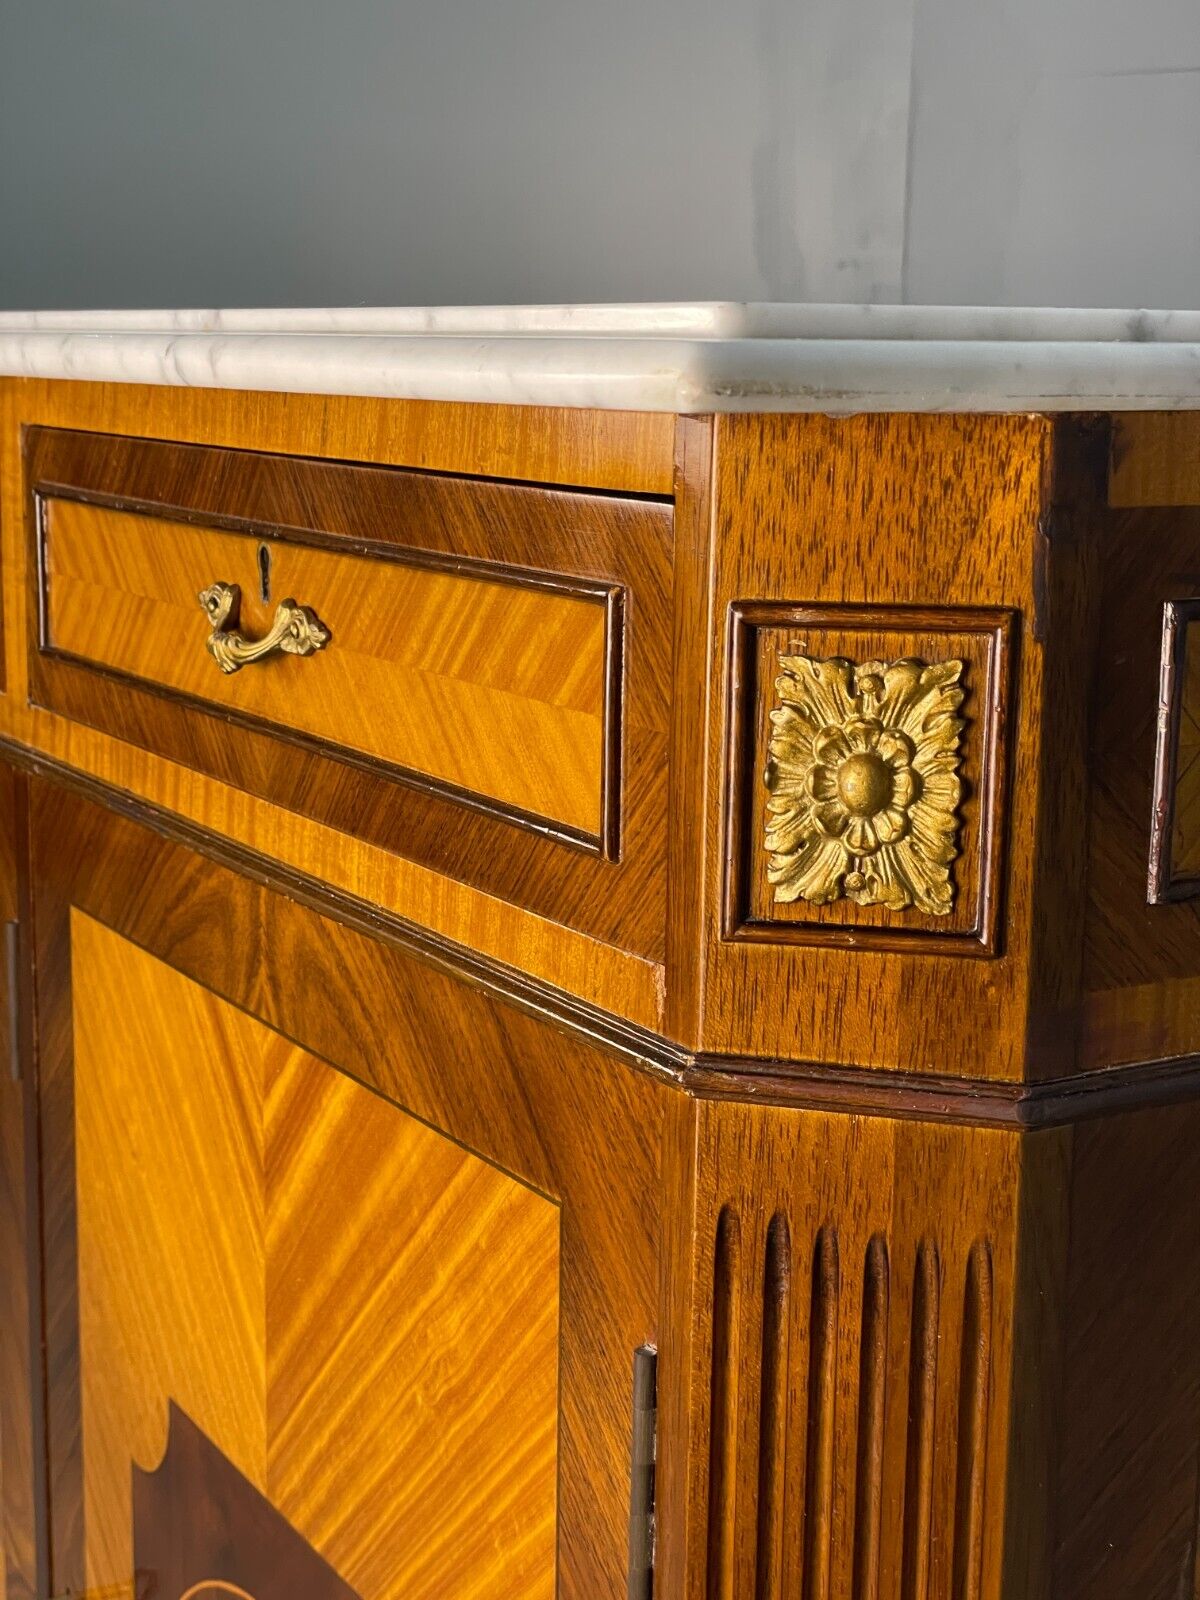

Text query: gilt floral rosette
(763, 655), (965, 914)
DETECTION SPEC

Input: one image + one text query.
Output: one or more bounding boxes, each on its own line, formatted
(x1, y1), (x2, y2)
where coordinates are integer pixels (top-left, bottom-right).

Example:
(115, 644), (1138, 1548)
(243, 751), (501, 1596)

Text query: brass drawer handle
(198, 581), (330, 675)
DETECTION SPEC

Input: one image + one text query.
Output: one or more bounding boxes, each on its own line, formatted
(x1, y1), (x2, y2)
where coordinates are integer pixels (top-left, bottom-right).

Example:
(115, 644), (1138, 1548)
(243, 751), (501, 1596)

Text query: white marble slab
(1, 304), (1199, 412)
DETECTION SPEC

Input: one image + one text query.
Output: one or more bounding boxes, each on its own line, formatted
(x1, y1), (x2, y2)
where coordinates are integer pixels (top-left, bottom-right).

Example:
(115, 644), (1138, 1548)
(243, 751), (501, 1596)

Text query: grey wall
(0, 0), (1197, 309)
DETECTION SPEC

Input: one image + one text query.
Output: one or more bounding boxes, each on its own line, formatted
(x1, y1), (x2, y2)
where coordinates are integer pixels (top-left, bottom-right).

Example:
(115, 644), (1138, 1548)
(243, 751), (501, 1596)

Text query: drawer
(25, 428), (673, 957)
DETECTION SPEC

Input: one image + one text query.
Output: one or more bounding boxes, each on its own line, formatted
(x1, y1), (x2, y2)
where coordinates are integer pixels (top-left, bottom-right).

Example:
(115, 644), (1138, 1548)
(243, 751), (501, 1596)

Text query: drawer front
(26, 428), (673, 958)
(41, 498), (614, 842)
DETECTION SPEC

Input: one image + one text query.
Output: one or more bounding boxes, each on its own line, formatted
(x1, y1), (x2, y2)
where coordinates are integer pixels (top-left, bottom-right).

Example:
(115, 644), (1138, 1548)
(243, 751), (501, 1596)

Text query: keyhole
(258, 543), (272, 605)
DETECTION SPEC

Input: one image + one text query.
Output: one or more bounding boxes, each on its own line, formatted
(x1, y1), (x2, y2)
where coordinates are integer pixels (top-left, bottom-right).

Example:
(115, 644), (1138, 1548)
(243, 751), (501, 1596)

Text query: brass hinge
(627, 1344), (657, 1600)
(5, 919), (19, 1082)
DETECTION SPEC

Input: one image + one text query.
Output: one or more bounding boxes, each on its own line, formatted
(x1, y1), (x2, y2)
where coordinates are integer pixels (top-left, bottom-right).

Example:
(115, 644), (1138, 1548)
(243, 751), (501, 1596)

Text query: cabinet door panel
(71, 909), (559, 1599)
(30, 778), (663, 1600)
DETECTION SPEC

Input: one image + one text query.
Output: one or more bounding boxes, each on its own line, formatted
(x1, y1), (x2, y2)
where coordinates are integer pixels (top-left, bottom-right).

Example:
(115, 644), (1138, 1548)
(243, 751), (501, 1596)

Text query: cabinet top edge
(1, 302), (1200, 414)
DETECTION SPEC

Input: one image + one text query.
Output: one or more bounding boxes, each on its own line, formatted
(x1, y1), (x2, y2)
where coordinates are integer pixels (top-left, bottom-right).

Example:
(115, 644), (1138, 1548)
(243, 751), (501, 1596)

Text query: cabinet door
(26, 776), (664, 1600)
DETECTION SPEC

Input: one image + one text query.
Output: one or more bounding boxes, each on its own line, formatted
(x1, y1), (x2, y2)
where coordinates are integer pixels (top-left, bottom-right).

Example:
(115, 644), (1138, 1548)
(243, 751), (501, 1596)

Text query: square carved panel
(1149, 598), (1200, 903)
(724, 603), (1015, 954)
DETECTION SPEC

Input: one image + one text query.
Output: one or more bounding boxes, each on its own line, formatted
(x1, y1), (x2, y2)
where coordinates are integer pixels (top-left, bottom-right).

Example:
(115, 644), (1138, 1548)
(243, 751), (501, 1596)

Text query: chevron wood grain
(43, 499), (610, 838)
(68, 909), (559, 1599)
(263, 1047), (559, 1599)
(72, 911), (268, 1593)
(29, 779), (662, 1600)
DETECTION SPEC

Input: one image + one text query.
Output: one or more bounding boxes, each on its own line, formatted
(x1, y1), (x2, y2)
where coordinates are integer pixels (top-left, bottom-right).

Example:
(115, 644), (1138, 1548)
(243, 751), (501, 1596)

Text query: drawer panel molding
(36, 492), (621, 849)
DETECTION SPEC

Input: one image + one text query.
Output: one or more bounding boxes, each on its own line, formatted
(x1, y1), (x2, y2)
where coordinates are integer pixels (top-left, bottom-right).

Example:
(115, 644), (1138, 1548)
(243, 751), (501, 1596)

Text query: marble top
(1, 303), (1199, 413)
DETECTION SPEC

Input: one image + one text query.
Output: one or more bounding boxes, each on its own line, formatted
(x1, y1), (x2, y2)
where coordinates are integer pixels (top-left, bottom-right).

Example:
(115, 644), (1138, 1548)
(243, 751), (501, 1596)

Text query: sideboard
(0, 304), (1197, 1599)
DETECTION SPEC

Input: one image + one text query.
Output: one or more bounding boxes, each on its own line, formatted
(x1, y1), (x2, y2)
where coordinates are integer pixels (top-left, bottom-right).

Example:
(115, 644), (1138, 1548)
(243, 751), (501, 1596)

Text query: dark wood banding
(4, 735), (1200, 1132)
(1148, 597), (1200, 903)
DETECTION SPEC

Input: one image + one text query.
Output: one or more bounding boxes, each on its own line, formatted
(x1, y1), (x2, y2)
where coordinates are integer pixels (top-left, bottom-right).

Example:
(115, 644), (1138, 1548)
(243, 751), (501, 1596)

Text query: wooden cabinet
(0, 378), (1198, 1598)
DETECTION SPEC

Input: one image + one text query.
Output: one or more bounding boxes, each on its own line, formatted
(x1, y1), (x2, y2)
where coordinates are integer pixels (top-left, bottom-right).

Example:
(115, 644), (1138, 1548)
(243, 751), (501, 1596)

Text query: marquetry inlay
(763, 654), (966, 914)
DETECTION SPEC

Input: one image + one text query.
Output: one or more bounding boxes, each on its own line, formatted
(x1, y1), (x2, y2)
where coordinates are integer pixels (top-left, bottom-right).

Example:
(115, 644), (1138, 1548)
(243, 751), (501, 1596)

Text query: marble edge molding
(4, 301), (1200, 341)
(1, 324), (1200, 412)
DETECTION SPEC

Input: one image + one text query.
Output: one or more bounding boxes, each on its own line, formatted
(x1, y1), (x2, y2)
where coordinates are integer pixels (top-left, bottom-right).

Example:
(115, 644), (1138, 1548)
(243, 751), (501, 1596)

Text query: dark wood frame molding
(2, 737), (1197, 1134)
(32, 481), (626, 859)
(1148, 596), (1200, 904)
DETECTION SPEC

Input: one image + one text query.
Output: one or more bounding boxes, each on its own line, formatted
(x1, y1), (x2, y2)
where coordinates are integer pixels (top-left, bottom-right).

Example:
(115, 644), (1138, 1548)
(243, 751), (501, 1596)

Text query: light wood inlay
(264, 1049), (560, 1599)
(71, 910), (560, 1599)
(43, 500), (611, 838)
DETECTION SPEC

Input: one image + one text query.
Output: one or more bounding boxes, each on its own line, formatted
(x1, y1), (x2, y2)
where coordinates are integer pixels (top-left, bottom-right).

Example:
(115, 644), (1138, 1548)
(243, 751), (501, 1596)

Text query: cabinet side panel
(1053, 1102), (1200, 1598)
(699, 412), (1053, 1078)
(1080, 498), (1200, 1069)
(671, 1098), (1058, 1600)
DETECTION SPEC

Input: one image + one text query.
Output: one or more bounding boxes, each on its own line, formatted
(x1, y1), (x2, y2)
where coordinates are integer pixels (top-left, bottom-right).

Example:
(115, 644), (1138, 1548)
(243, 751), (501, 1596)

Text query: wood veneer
(668, 411), (1200, 1082)
(1075, 494), (1200, 1070)
(0, 387), (1189, 1075)
(1, 762), (1197, 1597)
(71, 910), (560, 1597)
(40, 497), (616, 842)
(5, 379), (678, 497)
(26, 425), (672, 956)
(652, 1097), (1068, 1600)
(5, 732), (1200, 1131)
(133, 1405), (362, 1600)
(1, 378), (1200, 1599)
(1052, 1101), (1200, 1598)
(28, 778), (664, 1600)
(0, 382), (676, 1029)
(680, 412), (1055, 1075)
(1109, 411), (1200, 508)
